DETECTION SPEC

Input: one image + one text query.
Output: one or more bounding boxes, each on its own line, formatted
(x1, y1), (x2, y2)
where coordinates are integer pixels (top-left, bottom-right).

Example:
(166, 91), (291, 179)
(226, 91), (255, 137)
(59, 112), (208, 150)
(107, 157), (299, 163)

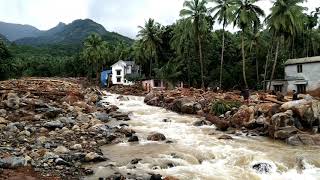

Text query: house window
(297, 64), (303, 73)
(154, 80), (161, 87)
(117, 77), (121, 82)
(274, 85), (283, 92)
(116, 70), (121, 75)
(296, 84), (306, 94)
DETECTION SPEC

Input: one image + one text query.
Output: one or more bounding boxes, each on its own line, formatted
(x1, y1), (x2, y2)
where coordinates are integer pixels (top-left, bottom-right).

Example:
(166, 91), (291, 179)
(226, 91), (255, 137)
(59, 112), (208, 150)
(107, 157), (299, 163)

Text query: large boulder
(147, 133), (166, 141)
(269, 110), (296, 138)
(4, 93), (20, 109)
(144, 92), (158, 103)
(0, 156), (26, 169)
(171, 98), (201, 114)
(230, 105), (255, 128)
(287, 134), (320, 146)
(273, 126), (299, 140)
(281, 99), (320, 128)
(206, 114), (230, 131)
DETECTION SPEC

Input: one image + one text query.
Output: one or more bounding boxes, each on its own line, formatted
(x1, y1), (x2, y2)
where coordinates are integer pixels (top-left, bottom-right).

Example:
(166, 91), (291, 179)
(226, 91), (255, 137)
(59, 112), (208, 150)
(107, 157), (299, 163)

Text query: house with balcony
(110, 60), (140, 85)
(268, 56), (320, 96)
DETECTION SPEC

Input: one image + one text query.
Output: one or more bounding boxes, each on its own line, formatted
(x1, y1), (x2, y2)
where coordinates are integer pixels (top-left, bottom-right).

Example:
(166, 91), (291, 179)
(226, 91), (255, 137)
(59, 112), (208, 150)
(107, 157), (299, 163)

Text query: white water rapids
(86, 93), (320, 180)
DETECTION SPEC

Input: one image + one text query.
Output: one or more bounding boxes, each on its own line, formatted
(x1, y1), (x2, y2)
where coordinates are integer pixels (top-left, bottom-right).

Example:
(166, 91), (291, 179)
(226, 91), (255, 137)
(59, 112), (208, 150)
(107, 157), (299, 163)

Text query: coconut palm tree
(210, 0), (235, 89)
(266, 0), (305, 90)
(234, 0), (264, 88)
(82, 33), (109, 83)
(180, 0), (210, 89)
(170, 19), (194, 86)
(137, 18), (162, 78)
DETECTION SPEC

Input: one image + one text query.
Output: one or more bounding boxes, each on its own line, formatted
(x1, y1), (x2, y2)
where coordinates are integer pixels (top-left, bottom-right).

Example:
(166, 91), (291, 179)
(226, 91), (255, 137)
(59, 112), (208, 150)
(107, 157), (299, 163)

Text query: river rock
(230, 105), (255, 128)
(0, 117), (9, 125)
(218, 135), (233, 140)
(193, 120), (208, 126)
(94, 112), (109, 122)
(0, 156), (26, 169)
(287, 134), (320, 146)
(43, 107), (63, 119)
(43, 120), (63, 129)
(206, 114), (230, 131)
(54, 146), (70, 154)
(84, 152), (106, 162)
(0, 109), (6, 117)
(252, 162), (272, 174)
(274, 126), (299, 140)
(70, 144), (83, 150)
(150, 174), (162, 180)
(131, 158), (142, 164)
(4, 93), (20, 109)
(128, 135), (139, 142)
(171, 98), (201, 114)
(147, 133), (166, 141)
(55, 158), (71, 166)
(117, 95), (130, 101)
(144, 92), (158, 103)
(269, 110), (296, 138)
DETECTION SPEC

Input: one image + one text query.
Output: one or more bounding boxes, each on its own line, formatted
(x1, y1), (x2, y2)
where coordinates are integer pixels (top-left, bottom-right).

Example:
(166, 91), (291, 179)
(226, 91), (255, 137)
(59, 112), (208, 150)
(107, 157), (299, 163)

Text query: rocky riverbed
(143, 88), (320, 146)
(0, 78), (136, 179)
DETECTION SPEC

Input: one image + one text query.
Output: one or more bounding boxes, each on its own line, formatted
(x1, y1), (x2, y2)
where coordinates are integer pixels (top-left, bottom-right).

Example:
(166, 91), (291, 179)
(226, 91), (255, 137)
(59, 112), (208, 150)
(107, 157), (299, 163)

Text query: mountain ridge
(0, 19), (133, 46)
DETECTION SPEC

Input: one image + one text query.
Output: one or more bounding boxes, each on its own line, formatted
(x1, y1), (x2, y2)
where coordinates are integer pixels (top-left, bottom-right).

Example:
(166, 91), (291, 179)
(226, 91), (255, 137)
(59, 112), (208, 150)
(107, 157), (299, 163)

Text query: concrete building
(268, 56), (320, 96)
(111, 60), (140, 85)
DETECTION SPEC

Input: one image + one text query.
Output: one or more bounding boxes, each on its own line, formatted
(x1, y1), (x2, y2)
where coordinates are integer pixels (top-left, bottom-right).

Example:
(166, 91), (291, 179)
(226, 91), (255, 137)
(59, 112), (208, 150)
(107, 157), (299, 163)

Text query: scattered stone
(252, 163), (272, 174)
(131, 158), (142, 164)
(0, 156), (26, 169)
(150, 174), (162, 180)
(147, 133), (166, 141)
(193, 120), (208, 126)
(70, 144), (83, 150)
(84, 152), (106, 162)
(128, 136), (139, 142)
(43, 120), (63, 129)
(218, 135), (233, 140)
(54, 146), (70, 154)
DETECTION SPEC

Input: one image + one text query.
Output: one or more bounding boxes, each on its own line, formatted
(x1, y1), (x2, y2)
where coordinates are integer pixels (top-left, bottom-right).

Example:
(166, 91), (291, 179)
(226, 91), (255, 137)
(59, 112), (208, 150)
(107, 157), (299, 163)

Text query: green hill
(14, 19), (133, 46)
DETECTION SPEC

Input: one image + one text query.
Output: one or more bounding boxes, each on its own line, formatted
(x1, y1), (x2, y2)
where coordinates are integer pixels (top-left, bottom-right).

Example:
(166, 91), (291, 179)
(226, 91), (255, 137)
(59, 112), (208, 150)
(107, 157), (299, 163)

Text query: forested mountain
(0, 33), (9, 44)
(0, 21), (41, 41)
(14, 19), (133, 46)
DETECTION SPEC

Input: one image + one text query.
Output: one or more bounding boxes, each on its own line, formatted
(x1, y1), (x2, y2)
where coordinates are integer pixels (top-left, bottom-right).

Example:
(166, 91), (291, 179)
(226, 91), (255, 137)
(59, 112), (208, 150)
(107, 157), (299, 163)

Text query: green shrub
(210, 100), (241, 116)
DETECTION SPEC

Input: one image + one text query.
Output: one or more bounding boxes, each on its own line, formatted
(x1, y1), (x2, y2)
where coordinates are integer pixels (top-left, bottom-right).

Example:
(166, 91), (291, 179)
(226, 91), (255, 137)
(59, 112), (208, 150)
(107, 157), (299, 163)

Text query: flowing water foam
(86, 93), (320, 180)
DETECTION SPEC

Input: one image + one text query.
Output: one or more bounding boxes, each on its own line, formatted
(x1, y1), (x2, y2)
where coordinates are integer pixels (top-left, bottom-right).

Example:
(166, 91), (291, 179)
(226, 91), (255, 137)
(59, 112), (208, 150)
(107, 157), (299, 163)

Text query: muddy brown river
(85, 93), (320, 180)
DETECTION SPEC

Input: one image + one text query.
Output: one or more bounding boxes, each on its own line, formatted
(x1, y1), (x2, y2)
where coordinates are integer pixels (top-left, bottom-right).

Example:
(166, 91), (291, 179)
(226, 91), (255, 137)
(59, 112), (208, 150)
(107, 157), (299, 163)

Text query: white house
(268, 56), (320, 96)
(111, 60), (140, 85)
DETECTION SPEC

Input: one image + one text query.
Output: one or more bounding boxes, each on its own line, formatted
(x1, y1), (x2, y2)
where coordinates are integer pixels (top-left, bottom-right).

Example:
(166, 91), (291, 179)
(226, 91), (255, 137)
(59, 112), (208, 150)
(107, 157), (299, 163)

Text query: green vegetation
(0, 1), (320, 90)
(210, 99), (241, 115)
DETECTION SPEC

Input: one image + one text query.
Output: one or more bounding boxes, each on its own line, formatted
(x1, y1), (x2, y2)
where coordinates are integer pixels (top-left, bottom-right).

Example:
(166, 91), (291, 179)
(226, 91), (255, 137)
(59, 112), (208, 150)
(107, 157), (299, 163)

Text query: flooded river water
(86, 93), (320, 180)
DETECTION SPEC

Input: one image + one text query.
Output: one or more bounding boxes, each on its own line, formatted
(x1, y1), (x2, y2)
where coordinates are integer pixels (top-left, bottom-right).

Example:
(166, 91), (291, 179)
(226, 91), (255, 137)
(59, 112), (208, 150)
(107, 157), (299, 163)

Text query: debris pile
(0, 78), (136, 179)
(143, 88), (320, 146)
(108, 83), (146, 96)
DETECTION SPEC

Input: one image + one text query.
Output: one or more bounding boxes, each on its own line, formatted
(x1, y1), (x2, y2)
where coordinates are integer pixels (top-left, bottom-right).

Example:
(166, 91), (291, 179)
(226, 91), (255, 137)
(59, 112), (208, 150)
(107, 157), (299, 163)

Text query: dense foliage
(0, 1), (320, 90)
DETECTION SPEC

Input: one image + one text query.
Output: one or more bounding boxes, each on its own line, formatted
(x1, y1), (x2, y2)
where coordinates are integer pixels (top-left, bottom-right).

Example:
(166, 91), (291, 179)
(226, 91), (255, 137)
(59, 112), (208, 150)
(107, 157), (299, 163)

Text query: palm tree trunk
(219, 25), (225, 89)
(268, 39), (280, 90)
(263, 37), (274, 92)
(255, 47), (259, 83)
(149, 59), (152, 78)
(241, 32), (248, 88)
(198, 34), (204, 89)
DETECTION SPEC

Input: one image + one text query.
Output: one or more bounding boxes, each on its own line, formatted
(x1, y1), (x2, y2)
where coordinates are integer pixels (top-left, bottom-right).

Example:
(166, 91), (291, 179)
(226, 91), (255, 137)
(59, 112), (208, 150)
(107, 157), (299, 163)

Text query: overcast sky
(0, 0), (318, 38)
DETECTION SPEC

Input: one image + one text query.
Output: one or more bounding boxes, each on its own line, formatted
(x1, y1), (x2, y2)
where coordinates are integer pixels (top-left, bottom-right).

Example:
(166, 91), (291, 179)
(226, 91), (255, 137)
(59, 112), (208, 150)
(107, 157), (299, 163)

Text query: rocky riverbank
(143, 88), (320, 146)
(0, 78), (136, 179)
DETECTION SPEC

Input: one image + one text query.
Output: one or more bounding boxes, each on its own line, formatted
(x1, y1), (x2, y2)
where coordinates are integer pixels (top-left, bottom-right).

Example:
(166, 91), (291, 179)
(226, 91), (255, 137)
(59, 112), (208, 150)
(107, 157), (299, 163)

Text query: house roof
(111, 60), (135, 67)
(285, 56), (320, 65)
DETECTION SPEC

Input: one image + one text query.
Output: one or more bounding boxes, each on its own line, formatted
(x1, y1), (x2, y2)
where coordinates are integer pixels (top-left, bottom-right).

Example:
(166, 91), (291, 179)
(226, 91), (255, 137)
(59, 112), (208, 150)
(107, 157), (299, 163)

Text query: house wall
(111, 61), (135, 86)
(142, 80), (166, 91)
(112, 63), (125, 85)
(285, 62), (320, 93)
